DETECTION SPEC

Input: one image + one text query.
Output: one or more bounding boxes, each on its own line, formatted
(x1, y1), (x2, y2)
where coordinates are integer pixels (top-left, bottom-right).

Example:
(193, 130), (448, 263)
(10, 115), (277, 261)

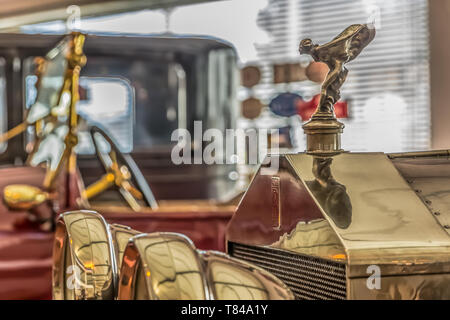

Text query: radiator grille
(229, 242), (347, 300)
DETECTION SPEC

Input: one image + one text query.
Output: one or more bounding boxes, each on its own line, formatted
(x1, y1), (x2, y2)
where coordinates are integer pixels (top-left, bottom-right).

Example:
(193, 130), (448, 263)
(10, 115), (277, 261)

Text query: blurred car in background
(0, 32), (240, 299)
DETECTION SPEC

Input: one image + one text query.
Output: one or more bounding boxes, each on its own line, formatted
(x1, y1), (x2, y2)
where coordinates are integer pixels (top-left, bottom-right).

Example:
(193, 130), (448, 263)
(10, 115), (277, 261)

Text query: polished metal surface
(3, 184), (49, 210)
(227, 151), (450, 299)
(392, 156), (450, 236)
(227, 156), (328, 254)
(201, 250), (294, 300)
(299, 24), (375, 155)
(108, 223), (141, 271)
(52, 210), (116, 300)
(118, 232), (206, 300)
(52, 210), (294, 300)
(388, 149), (450, 159)
(286, 153), (450, 268)
(349, 273), (450, 299)
(306, 157), (352, 229)
(52, 210), (142, 300)
(117, 232), (294, 300)
(272, 219), (346, 259)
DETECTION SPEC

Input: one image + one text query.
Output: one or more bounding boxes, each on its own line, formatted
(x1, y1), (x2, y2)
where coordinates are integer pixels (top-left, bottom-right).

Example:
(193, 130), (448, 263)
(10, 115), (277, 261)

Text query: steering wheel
(84, 125), (158, 210)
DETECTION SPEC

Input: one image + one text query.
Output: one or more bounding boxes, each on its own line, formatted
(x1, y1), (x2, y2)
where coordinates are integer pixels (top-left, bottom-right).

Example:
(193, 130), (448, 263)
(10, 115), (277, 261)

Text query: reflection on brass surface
(350, 273), (450, 300)
(228, 152), (450, 299)
(118, 233), (206, 300)
(52, 210), (116, 300)
(3, 184), (49, 210)
(306, 157), (352, 228)
(392, 156), (450, 235)
(271, 176), (281, 229)
(272, 219), (346, 260)
(52, 211), (294, 300)
(299, 24), (375, 155)
(109, 223), (140, 270)
(201, 251), (294, 300)
(285, 153), (450, 272)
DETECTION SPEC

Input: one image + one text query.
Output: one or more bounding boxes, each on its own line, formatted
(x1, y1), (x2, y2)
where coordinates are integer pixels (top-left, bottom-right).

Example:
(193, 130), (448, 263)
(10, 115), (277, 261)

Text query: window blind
(252, 0), (430, 152)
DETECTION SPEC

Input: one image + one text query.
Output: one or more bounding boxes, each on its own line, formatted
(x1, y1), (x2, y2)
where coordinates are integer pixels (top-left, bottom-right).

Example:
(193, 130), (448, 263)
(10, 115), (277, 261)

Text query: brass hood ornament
(299, 24), (375, 155)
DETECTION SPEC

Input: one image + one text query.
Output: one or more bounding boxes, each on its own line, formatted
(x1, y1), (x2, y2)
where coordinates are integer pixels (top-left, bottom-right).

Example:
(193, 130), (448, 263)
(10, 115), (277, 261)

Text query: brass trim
(42, 32), (86, 190)
(3, 184), (49, 210)
(52, 210), (116, 300)
(0, 122), (27, 144)
(118, 232), (207, 300)
(118, 232), (295, 300)
(201, 250), (294, 300)
(388, 149), (450, 159)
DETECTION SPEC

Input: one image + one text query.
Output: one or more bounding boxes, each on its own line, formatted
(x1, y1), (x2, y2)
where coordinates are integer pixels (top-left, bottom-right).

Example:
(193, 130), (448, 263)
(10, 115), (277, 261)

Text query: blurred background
(0, 0), (449, 199)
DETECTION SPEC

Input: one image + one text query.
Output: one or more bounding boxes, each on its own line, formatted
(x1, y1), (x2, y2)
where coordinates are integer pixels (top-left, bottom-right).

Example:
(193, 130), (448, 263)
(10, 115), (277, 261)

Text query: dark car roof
(0, 32), (235, 55)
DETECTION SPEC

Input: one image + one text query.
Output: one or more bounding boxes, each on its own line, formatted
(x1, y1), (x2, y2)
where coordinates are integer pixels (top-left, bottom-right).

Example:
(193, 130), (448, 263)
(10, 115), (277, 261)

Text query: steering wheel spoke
(82, 173), (115, 200)
(121, 180), (143, 200)
(118, 186), (141, 212)
(85, 125), (158, 210)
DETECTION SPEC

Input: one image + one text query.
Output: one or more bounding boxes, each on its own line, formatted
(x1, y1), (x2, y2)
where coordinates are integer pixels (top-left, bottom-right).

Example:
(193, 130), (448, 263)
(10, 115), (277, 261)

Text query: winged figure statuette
(299, 24), (376, 116)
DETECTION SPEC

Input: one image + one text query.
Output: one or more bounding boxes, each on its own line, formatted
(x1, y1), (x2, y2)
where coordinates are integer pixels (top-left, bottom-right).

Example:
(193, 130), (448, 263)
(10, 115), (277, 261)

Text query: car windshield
(26, 37), (69, 124)
(24, 40), (237, 155)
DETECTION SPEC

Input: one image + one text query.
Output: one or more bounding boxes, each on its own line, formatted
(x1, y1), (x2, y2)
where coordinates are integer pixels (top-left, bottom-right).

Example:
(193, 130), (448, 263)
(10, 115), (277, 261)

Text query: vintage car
(0, 31), (241, 299)
(227, 24), (450, 300)
(51, 23), (450, 300)
(3, 21), (450, 300)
